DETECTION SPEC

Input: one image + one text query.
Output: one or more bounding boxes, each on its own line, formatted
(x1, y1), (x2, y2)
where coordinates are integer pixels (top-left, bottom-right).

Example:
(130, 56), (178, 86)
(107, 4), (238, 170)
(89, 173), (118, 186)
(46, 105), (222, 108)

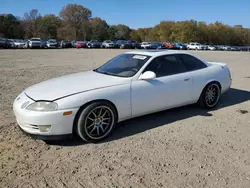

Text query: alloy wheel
(84, 106), (114, 140)
(205, 84), (220, 107)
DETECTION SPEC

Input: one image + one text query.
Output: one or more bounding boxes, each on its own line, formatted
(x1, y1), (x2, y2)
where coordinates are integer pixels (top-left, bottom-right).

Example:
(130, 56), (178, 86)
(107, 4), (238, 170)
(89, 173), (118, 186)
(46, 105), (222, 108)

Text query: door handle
(184, 78), (191, 81)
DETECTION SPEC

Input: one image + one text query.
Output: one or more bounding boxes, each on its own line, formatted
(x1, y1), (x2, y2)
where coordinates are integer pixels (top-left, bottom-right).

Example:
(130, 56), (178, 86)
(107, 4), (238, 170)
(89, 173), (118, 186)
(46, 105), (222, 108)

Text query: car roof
(124, 50), (192, 57)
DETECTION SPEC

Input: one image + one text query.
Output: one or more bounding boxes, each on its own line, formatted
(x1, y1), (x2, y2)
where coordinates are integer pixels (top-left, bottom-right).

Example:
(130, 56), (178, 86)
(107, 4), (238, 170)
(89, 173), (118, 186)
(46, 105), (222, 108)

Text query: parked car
(207, 45), (217, 50)
(12, 39), (26, 49)
(238, 46), (250, 51)
(174, 42), (187, 50)
(127, 40), (141, 49)
(187, 42), (207, 50)
(77, 41), (88, 48)
(46, 39), (58, 48)
(221, 46), (231, 51)
(41, 40), (48, 48)
(164, 42), (176, 49)
(23, 40), (29, 49)
(101, 40), (115, 48)
(140, 42), (151, 49)
(150, 42), (163, 49)
(0, 38), (13, 48)
(87, 40), (101, 48)
(13, 50), (232, 143)
(215, 45), (224, 51)
(29, 38), (42, 48)
(230, 46), (238, 51)
(60, 40), (72, 48)
(115, 40), (131, 49)
(7, 39), (15, 48)
(0, 38), (7, 48)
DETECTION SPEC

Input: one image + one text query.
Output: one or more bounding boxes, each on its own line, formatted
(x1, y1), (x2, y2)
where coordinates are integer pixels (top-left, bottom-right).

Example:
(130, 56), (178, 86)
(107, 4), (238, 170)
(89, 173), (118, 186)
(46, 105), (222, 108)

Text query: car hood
(14, 42), (25, 44)
(30, 41), (41, 43)
(25, 70), (131, 101)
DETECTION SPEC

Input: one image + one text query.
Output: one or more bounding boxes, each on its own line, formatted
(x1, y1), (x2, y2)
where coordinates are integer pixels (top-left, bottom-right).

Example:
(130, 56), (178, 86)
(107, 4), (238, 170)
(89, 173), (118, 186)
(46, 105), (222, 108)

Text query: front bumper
(13, 92), (79, 138)
(47, 44), (58, 48)
(18, 125), (72, 140)
(15, 44), (26, 48)
(30, 43), (42, 48)
(106, 44), (114, 48)
(91, 45), (100, 48)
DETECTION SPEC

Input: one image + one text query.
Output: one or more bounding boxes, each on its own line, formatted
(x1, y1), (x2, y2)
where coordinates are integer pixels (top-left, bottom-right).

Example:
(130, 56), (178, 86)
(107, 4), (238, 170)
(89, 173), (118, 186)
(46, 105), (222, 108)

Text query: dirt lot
(0, 49), (250, 188)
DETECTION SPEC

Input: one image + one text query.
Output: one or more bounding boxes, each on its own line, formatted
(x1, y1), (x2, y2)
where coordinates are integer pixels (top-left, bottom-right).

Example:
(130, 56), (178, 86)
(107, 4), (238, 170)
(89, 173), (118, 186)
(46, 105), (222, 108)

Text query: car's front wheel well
(72, 99), (118, 135)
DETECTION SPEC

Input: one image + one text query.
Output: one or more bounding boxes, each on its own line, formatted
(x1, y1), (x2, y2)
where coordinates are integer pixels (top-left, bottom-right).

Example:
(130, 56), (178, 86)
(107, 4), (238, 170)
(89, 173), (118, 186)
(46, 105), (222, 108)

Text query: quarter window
(143, 55), (187, 77)
(178, 54), (207, 71)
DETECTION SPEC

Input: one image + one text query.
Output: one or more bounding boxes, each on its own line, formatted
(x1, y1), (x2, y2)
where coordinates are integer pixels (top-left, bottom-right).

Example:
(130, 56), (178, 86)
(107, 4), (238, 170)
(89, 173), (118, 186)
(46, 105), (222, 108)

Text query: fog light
(38, 125), (51, 132)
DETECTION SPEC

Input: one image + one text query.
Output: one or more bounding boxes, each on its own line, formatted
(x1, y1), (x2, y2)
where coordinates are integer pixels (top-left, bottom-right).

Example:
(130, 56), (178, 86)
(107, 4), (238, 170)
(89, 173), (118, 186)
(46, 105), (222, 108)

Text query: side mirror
(139, 71), (156, 80)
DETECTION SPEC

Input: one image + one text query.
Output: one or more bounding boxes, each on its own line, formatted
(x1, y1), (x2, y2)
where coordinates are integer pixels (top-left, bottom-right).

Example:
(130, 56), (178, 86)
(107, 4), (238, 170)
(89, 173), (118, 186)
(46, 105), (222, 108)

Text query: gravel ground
(0, 49), (250, 188)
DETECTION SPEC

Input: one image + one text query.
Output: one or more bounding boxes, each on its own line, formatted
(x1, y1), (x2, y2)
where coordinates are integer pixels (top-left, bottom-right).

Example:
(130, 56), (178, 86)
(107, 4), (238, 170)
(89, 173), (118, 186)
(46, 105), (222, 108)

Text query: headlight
(26, 101), (58, 111)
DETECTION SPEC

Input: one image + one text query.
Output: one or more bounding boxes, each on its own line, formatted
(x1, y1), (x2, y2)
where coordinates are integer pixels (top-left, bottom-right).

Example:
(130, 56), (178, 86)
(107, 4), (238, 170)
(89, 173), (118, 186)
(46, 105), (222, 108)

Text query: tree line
(1, 4), (250, 46)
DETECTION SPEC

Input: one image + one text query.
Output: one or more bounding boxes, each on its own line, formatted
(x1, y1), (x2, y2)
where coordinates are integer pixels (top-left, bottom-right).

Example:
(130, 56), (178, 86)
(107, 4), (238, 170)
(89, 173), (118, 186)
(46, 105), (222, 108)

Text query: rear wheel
(75, 102), (117, 142)
(198, 82), (221, 109)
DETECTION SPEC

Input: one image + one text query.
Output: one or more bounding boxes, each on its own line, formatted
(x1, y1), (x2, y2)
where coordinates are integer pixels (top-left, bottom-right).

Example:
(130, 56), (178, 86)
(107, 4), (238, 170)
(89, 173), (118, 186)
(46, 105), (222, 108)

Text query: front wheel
(75, 102), (117, 142)
(198, 82), (221, 109)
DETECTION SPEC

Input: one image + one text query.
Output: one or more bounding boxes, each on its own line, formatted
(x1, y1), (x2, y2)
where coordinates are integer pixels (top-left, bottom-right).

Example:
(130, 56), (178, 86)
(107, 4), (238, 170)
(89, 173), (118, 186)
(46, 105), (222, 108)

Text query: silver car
(12, 39), (26, 48)
(101, 40), (114, 48)
(29, 38), (42, 48)
(46, 39), (58, 48)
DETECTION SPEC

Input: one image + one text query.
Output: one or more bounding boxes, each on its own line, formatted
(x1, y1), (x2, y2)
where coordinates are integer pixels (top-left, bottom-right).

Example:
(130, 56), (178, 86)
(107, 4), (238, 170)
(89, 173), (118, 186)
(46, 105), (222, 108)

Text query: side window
(178, 54), (207, 71)
(143, 55), (186, 77)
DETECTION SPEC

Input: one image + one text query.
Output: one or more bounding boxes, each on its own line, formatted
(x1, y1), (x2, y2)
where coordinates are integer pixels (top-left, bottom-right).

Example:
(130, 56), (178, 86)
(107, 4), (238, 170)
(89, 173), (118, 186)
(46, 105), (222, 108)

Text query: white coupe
(13, 50), (232, 142)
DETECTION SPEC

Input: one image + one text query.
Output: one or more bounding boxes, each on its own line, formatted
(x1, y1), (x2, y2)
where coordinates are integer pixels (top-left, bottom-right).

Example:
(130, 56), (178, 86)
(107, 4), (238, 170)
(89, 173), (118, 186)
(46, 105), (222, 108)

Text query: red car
(76, 41), (87, 48)
(164, 42), (176, 49)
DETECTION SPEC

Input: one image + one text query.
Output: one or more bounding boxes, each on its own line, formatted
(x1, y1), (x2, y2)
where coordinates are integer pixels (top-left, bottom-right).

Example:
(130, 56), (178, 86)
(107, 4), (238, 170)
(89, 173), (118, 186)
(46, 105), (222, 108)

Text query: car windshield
(48, 40), (56, 42)
(152, 42), (160, 45)
(94, 53), (151, 77)
(31, 39), (41, 41)
(117, 40), (126, 44)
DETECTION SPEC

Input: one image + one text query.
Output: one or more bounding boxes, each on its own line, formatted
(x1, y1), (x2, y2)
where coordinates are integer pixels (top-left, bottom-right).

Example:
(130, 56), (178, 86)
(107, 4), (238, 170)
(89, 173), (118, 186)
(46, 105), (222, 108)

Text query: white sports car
(13, 50), (232, 142)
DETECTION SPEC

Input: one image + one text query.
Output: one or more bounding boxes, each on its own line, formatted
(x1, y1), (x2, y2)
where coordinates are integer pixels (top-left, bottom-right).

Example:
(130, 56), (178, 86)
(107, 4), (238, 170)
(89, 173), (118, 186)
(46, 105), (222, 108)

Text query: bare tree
(59, 4), (92, 40)
(24, 9), (41, 20)
(22, 9), (41, 37)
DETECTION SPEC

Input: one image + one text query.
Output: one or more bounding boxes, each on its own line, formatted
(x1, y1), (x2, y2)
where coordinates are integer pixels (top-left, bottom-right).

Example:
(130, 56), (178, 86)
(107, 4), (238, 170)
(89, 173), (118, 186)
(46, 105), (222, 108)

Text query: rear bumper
(221, 78), (232, 94)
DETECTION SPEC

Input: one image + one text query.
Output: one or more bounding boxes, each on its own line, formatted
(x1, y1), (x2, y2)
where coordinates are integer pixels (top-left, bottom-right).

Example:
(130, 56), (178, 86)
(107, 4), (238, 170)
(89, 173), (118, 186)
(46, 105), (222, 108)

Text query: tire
(75, 102), (118, 143)
(198, 82), (221, 109)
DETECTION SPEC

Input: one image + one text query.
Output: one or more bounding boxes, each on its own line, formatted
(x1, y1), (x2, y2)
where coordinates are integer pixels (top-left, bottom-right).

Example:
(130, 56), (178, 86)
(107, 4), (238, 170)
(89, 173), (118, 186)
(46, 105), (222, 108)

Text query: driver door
(131, 55), (193, 117)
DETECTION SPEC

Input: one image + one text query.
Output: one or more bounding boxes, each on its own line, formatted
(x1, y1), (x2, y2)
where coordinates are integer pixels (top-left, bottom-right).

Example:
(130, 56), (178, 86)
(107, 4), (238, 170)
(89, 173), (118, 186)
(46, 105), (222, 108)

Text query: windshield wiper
(93, 69), (115, 76)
